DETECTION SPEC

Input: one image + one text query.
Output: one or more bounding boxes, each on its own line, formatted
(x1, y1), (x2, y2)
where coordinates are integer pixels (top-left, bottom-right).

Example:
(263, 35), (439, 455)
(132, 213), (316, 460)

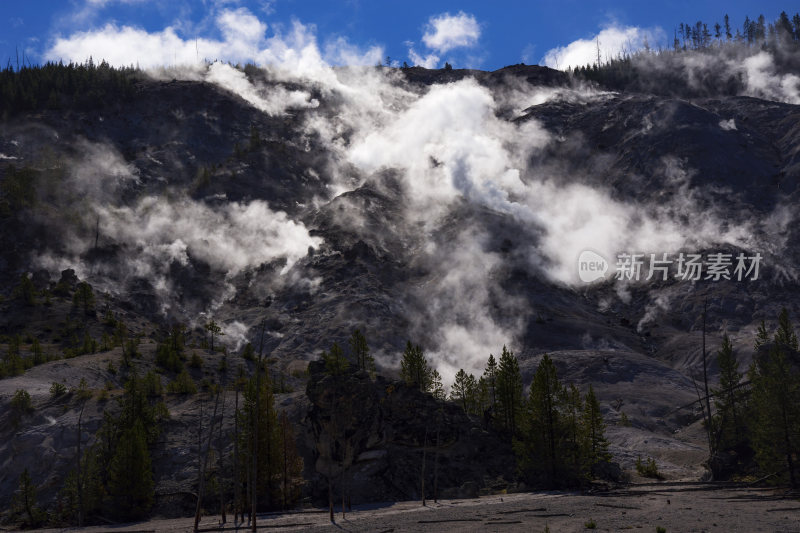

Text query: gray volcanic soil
(24, 484), (800, 532)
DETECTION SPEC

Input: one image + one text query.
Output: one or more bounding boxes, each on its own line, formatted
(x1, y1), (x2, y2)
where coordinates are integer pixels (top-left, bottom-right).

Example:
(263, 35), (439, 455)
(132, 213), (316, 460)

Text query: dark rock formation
(303, 360), (516, 504)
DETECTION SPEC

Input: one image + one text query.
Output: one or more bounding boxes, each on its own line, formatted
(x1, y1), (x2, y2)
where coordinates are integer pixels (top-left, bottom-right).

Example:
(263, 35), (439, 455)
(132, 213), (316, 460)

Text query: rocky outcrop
(303, 361), (516, 504)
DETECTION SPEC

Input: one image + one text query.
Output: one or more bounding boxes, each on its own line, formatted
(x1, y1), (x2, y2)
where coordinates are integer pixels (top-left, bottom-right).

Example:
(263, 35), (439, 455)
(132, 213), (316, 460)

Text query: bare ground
(16, 483), (800, 533)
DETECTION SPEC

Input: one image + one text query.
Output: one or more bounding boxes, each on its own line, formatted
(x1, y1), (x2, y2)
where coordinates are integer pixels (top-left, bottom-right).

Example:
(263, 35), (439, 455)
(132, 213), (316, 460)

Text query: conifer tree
(754, 319), (770, 353)
(278, 412), (304, 509)
(429, 369), (446, 401)
(238, 366), (281, 510)
(107, 418), (154, 520)
(451, 369), (480, 414)
(323, 342), (349, 376)
(349, 329), (375, 375)
(11, 469), (45, 528)
(748, 308), (800, 487)
(451, 369), (472, 412)
(581, 384), (611, 470)
(496, 346), (523, 436)
(72, 281), (95, 316)
(484, 353), (498, 409)
(400, 342), (432, 393)
(205, 320), (224, 352)
(563, 384), (584, 482)
(518, 354), (563, 485)
(712, 334), (745, 450)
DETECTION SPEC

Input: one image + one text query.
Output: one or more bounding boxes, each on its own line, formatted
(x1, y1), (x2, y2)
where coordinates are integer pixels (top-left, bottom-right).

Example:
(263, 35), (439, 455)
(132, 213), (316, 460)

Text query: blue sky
(1, 0), (796, 71)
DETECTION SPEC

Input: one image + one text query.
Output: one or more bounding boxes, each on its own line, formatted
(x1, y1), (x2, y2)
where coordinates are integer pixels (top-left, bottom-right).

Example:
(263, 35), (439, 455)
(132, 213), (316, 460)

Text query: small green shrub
(635, 456), (663, 479)
(656, 527), (667, 533)
(11, 389), (33, 412)
(585, 518), (597, 529)
(11, 389), (33, 426)
(167, 369), (197, 394)
(50, 382), (67, 397)
(189, 351), (203, 369)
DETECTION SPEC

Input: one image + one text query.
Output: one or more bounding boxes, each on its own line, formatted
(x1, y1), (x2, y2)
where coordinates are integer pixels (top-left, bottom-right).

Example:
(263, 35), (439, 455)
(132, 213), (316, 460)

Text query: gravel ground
(22, 483), (800, 533)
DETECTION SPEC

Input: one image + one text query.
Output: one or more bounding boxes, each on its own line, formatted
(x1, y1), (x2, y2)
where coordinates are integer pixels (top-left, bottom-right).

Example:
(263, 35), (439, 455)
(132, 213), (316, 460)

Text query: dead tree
(194, 388), (221, 533)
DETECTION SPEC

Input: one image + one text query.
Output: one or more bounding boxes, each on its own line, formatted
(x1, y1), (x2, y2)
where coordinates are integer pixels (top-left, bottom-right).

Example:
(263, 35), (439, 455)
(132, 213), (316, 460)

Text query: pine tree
(712, 334), (744, 451)
(484, 354), (498, 410)
(323, 342), (349, 376)
(429, 369), (445, 401)
(748, 308), (800, 487)
(563, 384), (584, 483)
(278, 412), (304, 509)
(107, 418), (154, 520)
(238, 366), (281, 510)
(11, 469), (45, 527)
(317, 343), (356, 521)
(72, 281), (95, 316)
(450, 369), (473, 412)
(754, 319), (770, 353)
(495, 346), (523, 436)
(15, 273), (37, 306)
(349, 329), (375, 375)
(581, 384), (611, 472)
(205, 320), (224, 352)
(400, 342), (432, 393)
(518, 354), (563, 486)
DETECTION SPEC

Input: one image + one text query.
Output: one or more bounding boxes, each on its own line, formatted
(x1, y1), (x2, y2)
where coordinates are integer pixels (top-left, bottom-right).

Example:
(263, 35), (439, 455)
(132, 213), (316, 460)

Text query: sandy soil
(21, 483), (800, 533)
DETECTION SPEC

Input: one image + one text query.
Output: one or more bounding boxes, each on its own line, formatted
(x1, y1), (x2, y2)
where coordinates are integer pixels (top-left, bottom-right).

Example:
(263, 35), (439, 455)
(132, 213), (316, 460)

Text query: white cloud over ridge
(45, 7), (383, 71)
(542, 25), (664, 70)
(422, 11), (480, 54)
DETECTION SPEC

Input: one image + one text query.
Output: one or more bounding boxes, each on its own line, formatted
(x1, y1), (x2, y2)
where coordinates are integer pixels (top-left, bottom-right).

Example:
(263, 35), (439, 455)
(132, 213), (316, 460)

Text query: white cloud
(45, 7), (381, 73)
(542, 25), (663, 70)
(422, 11), (480, 54)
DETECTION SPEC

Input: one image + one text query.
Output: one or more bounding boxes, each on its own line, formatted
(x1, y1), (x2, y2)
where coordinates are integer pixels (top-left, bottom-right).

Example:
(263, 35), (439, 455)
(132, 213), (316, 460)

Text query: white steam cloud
(97, 196), (320, 277)
(204, 62), (319, 115)
(542, 25), (664, 70)
(741, 51), (800, 104)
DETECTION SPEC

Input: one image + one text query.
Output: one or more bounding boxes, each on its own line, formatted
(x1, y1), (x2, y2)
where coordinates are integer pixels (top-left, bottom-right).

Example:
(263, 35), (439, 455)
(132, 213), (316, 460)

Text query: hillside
(1, 51), (799, 526)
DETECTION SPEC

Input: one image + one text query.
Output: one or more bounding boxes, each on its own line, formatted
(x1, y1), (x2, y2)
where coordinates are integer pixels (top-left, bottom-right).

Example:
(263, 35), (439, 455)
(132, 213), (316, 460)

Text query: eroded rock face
(303, 361), (516, 504)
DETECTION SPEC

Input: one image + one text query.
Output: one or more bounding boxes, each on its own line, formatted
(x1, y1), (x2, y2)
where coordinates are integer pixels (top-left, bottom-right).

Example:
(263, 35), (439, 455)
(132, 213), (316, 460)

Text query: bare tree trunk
(341, 464), (346, 520)
(421, 425), (428, 506)
(218, 386), (227, 524)
(328, 470), (334, 522)
(433, 408), (441, 503)
(194, 389), (221, 533)
(252, 321), (266, 533)
(282, 416), (288, 510)
(76, 399), (87, 527)
(701, 300), (714, 466)
(234, 383), (240, 523)
(328, 388), (337, 523)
